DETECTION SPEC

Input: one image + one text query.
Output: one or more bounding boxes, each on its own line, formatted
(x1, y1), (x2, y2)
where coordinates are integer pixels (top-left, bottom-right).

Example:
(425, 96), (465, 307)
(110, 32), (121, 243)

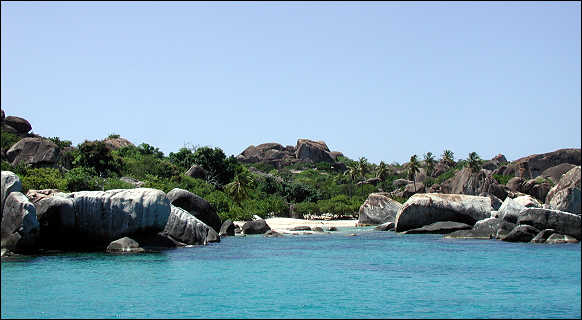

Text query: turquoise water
(2, 227), (581, 319)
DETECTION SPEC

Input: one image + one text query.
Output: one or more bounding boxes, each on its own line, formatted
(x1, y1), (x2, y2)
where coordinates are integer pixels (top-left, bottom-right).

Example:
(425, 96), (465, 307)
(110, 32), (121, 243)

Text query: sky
(1, 1), (580, 164)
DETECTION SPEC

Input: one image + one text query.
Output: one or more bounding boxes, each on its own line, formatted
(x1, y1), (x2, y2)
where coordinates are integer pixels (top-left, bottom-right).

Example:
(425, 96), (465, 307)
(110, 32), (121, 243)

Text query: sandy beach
(234, 217), (358, 234)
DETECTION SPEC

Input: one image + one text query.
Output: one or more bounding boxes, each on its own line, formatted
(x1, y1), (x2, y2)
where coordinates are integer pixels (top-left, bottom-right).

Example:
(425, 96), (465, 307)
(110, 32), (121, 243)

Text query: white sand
(234, 217), (358, 234)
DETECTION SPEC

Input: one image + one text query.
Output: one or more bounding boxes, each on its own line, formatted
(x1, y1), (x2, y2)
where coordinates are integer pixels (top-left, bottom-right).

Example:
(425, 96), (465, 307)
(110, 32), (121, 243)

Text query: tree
(357, 157), (369, 195)
(423, 152), (436, 177)
(225, 168), (254, 205)
(344, 164), (359, 197)
(376, 161), (389, 181)
(407, 155), (420, 192)
(192, 146), (240, 186)
(75, 140), (121, 177)
(467, 152), (482, 173)
(442, 149), (455, 167)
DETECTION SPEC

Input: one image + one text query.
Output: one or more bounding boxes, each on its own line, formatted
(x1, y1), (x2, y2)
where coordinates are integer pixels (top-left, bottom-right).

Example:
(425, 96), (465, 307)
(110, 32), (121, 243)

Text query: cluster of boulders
(236, 139), (347, 171)
(0, 171), (230, 256)
(1, 109), (32, 136)
(359, 165), (581, 245)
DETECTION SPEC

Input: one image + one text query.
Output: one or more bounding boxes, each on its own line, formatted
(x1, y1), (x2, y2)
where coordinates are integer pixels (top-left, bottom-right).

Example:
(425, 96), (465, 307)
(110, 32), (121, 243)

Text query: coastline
(234, 218), (358, 234)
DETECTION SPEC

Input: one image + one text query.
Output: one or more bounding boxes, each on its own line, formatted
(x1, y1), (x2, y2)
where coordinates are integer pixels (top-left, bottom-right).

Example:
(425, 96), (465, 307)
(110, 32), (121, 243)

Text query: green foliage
(493, 174), (514, 186)
(442, 149), (455, 167)
(283, 181), (321, 203)
(47, 137), (72, 149)
(1, 131), (20, 151)
(20, 168), (66, 193)
(466, 152), (483, 173)
(64, 167), (101, 192)
(168, 146), (197, 171)
(435, 166), (459, 185)
(257, 175), (283, 195)
(225, 168), (254, 204)
(206, 190), (233, 216)
(107, 133), (120, 139)
(376, 161), (389, 181)
(103, 178), (134, 191)
(75, 140), (121, 177)
(192, 146), (240, 186)
(534, 176), (554, 185)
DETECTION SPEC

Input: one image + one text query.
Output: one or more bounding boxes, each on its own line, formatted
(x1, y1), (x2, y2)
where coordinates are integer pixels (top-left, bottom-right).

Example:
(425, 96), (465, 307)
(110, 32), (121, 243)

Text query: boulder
(264, 230), (283, 238)
(394, 193), (492, 232)
(545, 233), (579, 244)
(513, 195), (542, 208)
(312, 227), (324, 232)
(219, 219), (235, 237)
(166, 188), (221, 233)
(328, 226), (337, 232)
(492, 154), (508, 163)
(35, 196), (77, 250)
(445, 218), (515, 240)
(1, 171), (22, 215)
(290, 226), (311, 231)
(506, 177), (525, 193)
(497, 197), (526, 224)
(242, 219), (271, 234)
(403, 183), (425, 198)
(530, 229), (556, 243)
(357, 193), (403, 226)
(185, 165), (207, 179)
(517, 207), (581, 240)
(393, 179), (413, 188)
(403, 221), (472, 234)
(329, 151), (344, 161)
(479, 192), (502, 210)
(163, 205), (219, 245)
(501, 225), (540, 242)
(500, 148), (581, 179)
(6, 137), (60, 167)
(541, 163), (577, 184)
(106, 237), (144, 253)
(487, 183), (510, 201)
(295, 139), (334, 163)
(1, 124), (18, 134)
(545, 166), (580, 215)
(4, 116), (31, 133)
(1, 192), (40, 252)
(60, 188), (170, 247)
(521, 179), (552, 203)
(103, 137), (134, 150)
(375, 222), (395, 231)
(25, 189), (60, 205)
(447, 167), (497, 196)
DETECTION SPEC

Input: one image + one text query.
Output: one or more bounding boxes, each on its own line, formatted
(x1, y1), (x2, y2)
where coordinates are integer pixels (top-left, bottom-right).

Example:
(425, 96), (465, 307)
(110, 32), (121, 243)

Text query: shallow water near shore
(2, 227), (581, 319)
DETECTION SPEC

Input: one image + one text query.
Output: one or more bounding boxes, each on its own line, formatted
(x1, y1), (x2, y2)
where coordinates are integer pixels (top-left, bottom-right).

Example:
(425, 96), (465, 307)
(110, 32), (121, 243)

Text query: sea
(2, 226), (581, 319)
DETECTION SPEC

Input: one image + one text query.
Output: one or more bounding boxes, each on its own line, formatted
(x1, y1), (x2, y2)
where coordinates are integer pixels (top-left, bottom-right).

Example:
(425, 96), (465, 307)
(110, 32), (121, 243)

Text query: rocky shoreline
(2, 165), (580, 258)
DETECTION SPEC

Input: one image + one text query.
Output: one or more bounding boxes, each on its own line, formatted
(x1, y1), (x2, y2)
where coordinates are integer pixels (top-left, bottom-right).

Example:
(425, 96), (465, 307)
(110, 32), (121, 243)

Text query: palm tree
(467, 152), (482, 173)
(225, 168), (254, 205)
(357, 157), (369, 195)
(442, 149), (455, 168)
(423, 152), (436, 177)
(376, 161), (389, 181)
(407, 155), (421, 192)
(344, 164), (359, 197)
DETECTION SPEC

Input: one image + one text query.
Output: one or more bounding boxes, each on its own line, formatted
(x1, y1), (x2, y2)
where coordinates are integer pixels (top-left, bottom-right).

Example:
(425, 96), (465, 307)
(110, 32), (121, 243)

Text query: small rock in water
(328, 226), (338, 231)
(312, 227), (324, 232)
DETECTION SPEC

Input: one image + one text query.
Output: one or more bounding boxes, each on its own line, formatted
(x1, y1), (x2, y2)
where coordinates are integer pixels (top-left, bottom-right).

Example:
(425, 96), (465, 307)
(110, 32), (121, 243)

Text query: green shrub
(107, 133), (120, 139)
(493, 174), (514, 186)
(1, 131), (21, 151)
(20, 168), (66, 193)
(64, 167), (101, 192)
(47, 137), (72, 149)
(74, 140), (121, 177)
(205, 190), (233, 216)
(220, 205), (254, 222)
(103, 178), (134, 191)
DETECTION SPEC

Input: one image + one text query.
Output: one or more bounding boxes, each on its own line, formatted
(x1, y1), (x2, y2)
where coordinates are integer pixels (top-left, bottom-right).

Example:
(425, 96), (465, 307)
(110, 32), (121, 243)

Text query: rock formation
(545, 166), (580, 215)
(166, 188), (222, 233)
(357, 193), (403, 226)
(6, 137), (60, 167)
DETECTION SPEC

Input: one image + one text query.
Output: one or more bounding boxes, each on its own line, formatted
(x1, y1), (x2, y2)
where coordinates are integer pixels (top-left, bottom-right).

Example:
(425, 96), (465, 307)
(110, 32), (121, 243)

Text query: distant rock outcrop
(6, 137), (60, 167)
(545, 166), (580, 215)
(499, 148), (581, 179)
(103, 137), (134, 150)
(4, 116), (32, 134)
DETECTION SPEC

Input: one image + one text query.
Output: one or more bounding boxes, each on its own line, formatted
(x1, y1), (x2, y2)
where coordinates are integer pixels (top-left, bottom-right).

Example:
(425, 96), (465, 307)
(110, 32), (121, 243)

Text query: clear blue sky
(2, 1), (580, 164)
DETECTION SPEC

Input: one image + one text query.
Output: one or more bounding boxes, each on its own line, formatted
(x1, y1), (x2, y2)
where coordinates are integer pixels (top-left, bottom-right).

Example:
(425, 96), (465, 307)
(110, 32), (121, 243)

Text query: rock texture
(185, 165), (208, 179)
(103, 137), (134, 150)
(25, 189), (60, 205)
(1, 171), (22, 215)
(375, 222), (395, 231)
(1, 192), (40, 252)
(540, 163), (577, 184)
(499, 148), (581, 179)
(502, 225), (540, 242)
(445, 218), (515, 240)
(163, 205), (219, 245)
(517, 207), (581, 240)
(394, 193), (492, 232)
(545, 166), (580, 215)
(357, 193), (403, 226)
(295, 139), (333, 163)
(497, 197), (527, 224)
(219, 219), (235, 237)
(545, 233), (579, 244)
(6, 137), (60, 167)
(4, 116), (31, 134)
(531, 229), (556, 243)
(242, 219), (271, 234)
(166, 188), (221, 233)
(106, 237), (144, 253)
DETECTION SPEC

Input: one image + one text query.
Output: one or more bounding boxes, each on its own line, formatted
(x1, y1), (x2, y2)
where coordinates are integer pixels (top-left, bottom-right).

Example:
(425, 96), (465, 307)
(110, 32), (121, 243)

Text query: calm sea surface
(2, 226), (581, 319)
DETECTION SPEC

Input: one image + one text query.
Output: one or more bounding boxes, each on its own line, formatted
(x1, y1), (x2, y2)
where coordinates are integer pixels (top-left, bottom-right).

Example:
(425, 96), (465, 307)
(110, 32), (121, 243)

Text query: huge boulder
(4, 116), (31, 134)
(237, 143), (286, 163)
(35, 196), (76, 249)
(446, 167), (498, 196)
(357, 193), (403, 226)
(41, 188), (171, 248)
(219, 219), (235, 237)
(1, 171), (22, 216)
(541, 163), (577, 184)
(1, 192), (40, 252)
(185, 165), (207, 180)
(500, 148), (581, 179)
(545, 166), (580, 215)
(6, 137), (60, 167)
(479, 192), (502, 211)
(25, 189), (60, 205)
(517, 207), (581, 240)
(497, 196), (537, 224)
(513, 195), (542, 208)
(394, 193), (492, 232)
(530, 229), (556, 243)
(521, 179), (552, 203)
(242, 219), (271, 234)
(295, 139), (334, 163)
(163, 205), (219, 245)
(445, 217), (515, 240)
(166, 188), (221, 233)
(403, 183), (425, 198)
